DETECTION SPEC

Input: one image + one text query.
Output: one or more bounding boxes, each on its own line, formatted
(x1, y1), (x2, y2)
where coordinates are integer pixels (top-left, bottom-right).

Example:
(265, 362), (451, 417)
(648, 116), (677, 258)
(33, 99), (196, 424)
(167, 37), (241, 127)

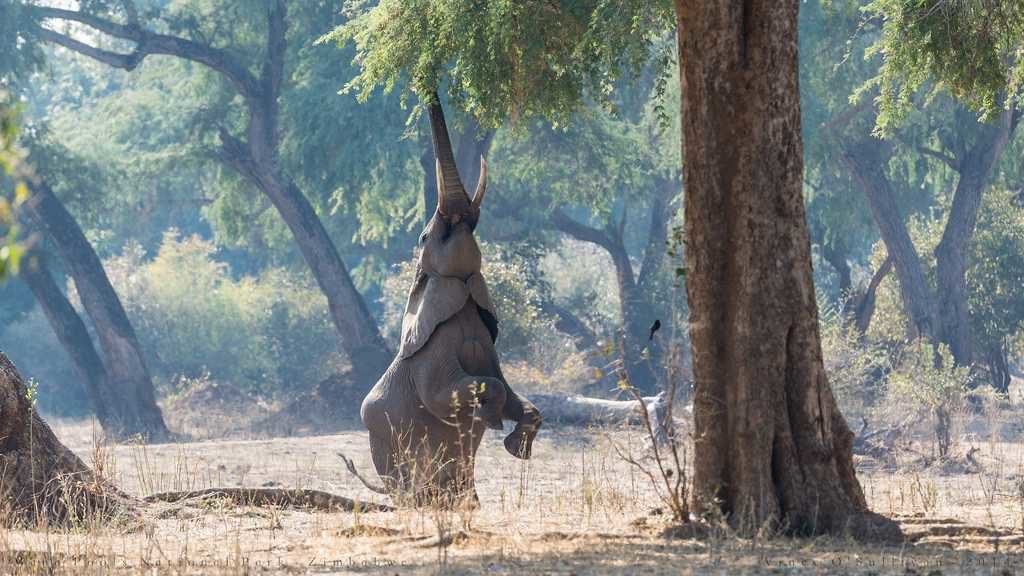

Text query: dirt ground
(3, 413), (1024, 575)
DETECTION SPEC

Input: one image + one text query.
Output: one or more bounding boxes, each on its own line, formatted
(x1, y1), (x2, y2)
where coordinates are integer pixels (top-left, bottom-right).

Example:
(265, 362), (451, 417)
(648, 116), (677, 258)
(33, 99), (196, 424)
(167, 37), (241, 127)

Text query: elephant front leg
(501, 386), (542, 459)
(415, 363), (507, 432)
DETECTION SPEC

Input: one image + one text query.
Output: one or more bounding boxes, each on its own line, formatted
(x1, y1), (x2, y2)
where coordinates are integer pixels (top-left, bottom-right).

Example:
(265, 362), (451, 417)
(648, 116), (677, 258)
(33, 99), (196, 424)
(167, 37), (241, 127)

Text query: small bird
(648, 319), (661, 341)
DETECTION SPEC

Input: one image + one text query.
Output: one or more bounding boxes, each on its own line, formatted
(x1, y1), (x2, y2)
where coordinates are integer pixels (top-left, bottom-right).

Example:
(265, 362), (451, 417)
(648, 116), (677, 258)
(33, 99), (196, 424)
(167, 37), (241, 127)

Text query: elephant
(356, 102), (542, 506)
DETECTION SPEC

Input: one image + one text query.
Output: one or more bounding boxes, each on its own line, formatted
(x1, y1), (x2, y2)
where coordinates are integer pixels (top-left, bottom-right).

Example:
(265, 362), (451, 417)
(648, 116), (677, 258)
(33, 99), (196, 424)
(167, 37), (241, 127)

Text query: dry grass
(2, 407), (1024, 575)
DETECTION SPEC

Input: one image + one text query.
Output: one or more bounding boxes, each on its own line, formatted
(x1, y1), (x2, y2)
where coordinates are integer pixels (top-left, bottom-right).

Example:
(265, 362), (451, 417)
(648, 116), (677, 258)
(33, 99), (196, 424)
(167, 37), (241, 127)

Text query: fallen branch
(853, 416), (910, 458)
(144, 488), (391, 512)
(337, 452), (389, 495)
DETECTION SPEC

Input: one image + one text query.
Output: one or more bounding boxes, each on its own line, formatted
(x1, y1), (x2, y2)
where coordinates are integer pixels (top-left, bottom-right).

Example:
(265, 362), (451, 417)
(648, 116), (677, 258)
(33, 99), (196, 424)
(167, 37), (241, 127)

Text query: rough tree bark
(30, 1), (393, 389)
(675, 0), (897, 537)
(0, 353), (131, 526)
(25, 181), (168, 441)
(19, 253), (114, 429)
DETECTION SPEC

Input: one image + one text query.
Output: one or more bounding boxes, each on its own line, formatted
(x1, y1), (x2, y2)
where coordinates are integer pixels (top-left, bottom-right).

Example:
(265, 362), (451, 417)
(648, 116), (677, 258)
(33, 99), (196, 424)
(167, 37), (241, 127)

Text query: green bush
(887, 340), (973, 458)
(99, 231), (345, 397)
(818, 296), (889, 419)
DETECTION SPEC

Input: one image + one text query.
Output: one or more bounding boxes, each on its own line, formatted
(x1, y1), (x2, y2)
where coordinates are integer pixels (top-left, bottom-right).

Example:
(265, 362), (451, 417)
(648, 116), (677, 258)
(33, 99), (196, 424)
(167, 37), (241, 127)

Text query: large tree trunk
(19, 253), (114, 429)
(933, 109), (1015, 366)
(675, 0), (895, 537)
(25, 181), (169, 441)
(0, 353), (130, 526)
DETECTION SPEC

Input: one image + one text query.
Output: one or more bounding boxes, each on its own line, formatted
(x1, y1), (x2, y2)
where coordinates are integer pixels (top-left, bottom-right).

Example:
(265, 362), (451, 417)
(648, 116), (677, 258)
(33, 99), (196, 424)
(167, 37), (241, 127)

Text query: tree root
(143, 488), (392, 512)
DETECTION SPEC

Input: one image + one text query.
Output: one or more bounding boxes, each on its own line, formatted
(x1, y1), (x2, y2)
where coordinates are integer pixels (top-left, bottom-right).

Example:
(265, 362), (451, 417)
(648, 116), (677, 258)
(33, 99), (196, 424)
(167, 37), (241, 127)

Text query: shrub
(887, 340), (973, 458)
(818, 296), (889, 420)
(100, 231), (345, 397)
(540, 239), (620, 333)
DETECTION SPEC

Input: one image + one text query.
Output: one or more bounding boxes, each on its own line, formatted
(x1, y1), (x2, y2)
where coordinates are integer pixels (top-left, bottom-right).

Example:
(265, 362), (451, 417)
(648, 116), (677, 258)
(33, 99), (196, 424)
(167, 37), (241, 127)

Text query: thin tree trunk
(934, 109), (1015, 366)
(253, 161), (393, 385)
(986, 343), (1011, 394)
(822, 241), (853, 301)
(853, 254), (894, 335)
(19, 253), (114, 429)
(608, 226), (661, 394)
(551, 210), (660, 394)
(675, 0), (896, 538)
(454, 114), (495, 196)
(841, 140), (939, 341)
(0, 353), (131, 526)
(24, 181), (169, 441)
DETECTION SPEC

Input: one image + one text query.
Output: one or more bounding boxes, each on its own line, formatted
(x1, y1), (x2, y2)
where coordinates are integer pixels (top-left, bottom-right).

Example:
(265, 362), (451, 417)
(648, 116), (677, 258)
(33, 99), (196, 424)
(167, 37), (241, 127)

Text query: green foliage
(0, 92), (27, 279)
(541, 239), (619, 329)
(819, 295), (889, 417)
(327, 0), (674, 127)
(888, 339), (971, 415)
(863, 0), (1024, 133)
(100, 231), (346, 396)
(966, 188), (1024, 352)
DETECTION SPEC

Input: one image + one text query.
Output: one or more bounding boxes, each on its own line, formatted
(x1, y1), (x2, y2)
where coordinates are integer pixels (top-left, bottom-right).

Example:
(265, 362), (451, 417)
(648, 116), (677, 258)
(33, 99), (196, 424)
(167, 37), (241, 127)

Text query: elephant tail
(336, 452), (390, 495)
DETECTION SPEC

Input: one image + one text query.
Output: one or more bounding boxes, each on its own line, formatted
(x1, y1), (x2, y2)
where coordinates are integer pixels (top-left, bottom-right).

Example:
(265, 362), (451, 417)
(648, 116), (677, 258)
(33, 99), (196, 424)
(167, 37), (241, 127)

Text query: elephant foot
(504, 427), (536, 459)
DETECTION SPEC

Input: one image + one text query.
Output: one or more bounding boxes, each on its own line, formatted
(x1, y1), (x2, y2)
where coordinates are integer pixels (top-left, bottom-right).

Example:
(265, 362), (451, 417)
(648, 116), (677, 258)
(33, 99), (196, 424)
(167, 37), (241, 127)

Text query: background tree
(0, 97), (128, 527)
(14, 0), (396, 387)
(864, 0), (1022, 366)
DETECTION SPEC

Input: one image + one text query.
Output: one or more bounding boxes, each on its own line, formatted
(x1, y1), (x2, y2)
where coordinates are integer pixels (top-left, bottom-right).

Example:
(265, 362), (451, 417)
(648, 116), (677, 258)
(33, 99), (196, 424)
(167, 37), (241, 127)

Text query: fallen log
(529, 393), (690, 427)
(144, 488), (392, 512)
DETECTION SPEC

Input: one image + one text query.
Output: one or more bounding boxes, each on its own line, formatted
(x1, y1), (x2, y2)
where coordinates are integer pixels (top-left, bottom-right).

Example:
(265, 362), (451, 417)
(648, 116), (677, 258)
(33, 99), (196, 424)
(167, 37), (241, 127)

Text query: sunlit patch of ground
(2, 415), (1023, 575)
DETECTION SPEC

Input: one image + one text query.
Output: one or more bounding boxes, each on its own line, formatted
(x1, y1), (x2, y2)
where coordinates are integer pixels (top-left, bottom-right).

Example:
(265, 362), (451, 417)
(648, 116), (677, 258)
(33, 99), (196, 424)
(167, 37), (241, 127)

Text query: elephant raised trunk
(356, 98), (542, 507)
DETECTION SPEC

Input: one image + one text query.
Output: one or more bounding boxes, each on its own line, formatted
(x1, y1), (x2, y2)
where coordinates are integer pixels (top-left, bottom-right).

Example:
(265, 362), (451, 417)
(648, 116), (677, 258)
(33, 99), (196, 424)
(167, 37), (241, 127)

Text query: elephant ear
(467, 273), (499, 344)
(399, 273), (470, 359)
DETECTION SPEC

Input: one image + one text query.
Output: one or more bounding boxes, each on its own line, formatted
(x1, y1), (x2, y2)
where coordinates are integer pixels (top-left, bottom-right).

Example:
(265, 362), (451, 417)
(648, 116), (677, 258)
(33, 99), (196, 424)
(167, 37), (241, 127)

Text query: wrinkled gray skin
(361, 151), (542, 506)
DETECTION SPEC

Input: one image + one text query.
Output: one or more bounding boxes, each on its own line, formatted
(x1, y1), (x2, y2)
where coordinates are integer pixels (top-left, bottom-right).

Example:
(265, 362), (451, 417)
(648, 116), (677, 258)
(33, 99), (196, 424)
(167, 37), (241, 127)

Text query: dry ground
(3, 412), (1024, 575)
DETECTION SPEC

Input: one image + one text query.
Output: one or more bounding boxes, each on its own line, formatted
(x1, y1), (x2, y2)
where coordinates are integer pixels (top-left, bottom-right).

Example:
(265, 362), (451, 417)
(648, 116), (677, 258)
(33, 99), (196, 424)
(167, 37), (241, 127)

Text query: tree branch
(33, 26), (145, 70)
(550, 210), (614, 250)
(819, 99), (872, 134)
(916, 145), (960, 171)
(31, 6), (261, 100)
(263, 0), (287, 100)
